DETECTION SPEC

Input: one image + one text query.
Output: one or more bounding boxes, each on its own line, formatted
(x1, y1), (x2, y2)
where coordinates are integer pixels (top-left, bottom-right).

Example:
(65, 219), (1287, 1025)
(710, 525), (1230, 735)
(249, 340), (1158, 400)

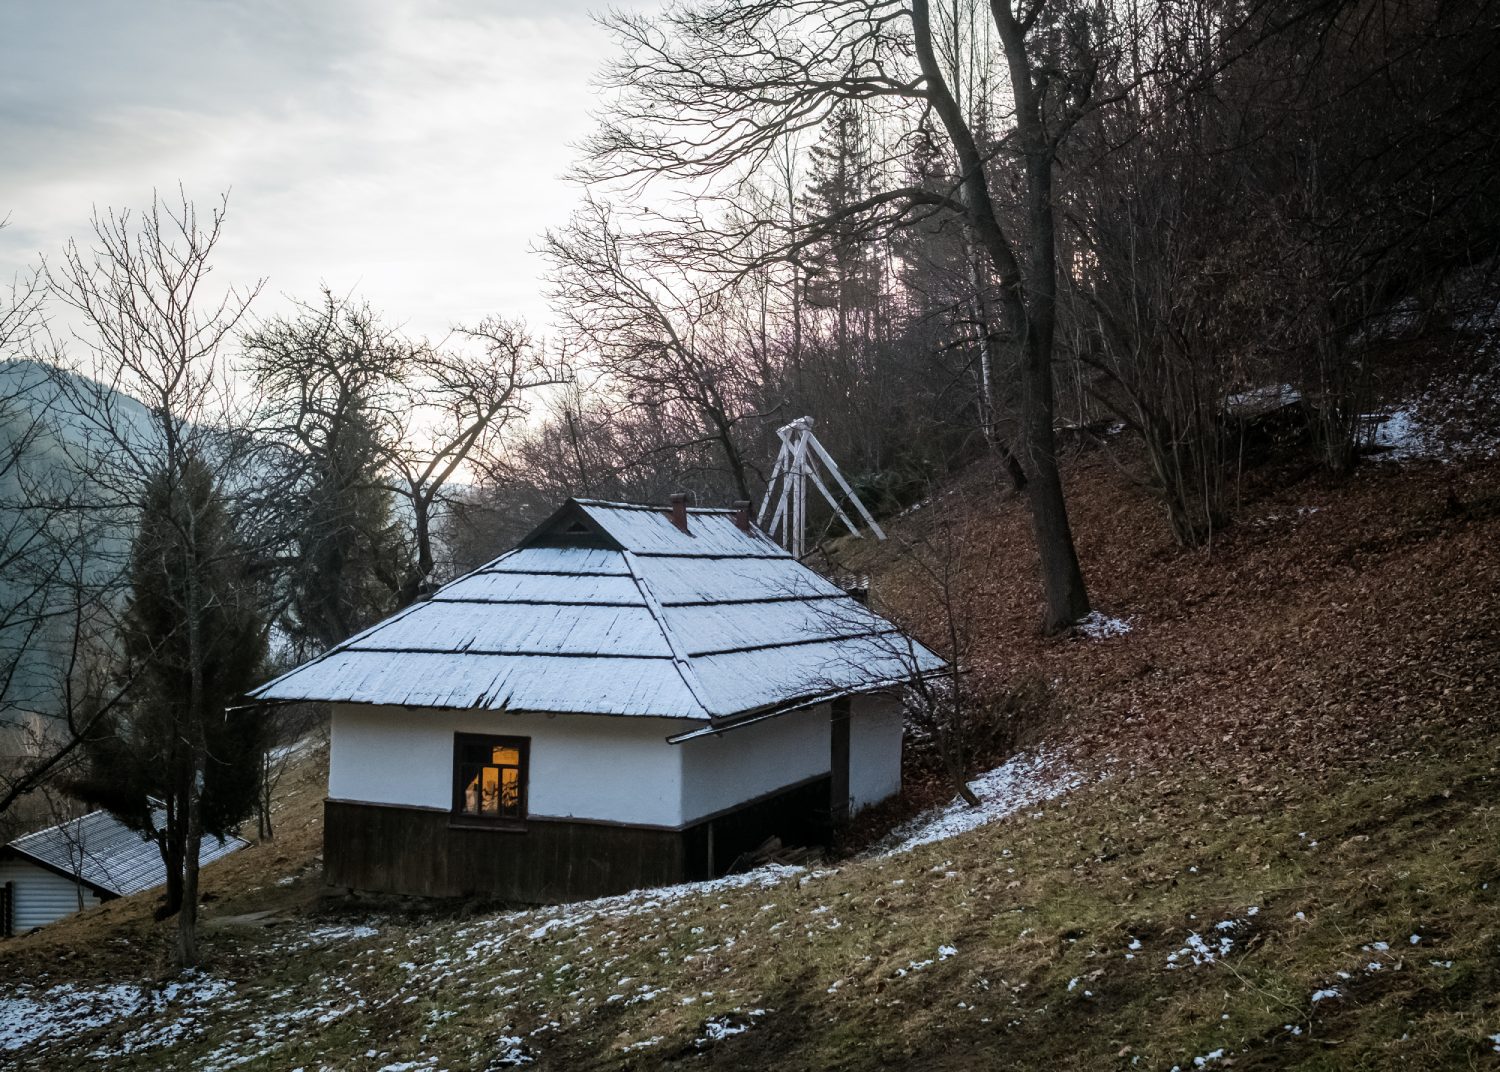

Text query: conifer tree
(71, 454), (266, 964)
(799, 102), (881, 364)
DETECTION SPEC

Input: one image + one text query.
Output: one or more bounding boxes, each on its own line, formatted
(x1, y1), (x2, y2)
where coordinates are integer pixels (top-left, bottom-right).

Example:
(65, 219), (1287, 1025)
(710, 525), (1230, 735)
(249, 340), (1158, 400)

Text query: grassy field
(1, 715), (1494, 1070)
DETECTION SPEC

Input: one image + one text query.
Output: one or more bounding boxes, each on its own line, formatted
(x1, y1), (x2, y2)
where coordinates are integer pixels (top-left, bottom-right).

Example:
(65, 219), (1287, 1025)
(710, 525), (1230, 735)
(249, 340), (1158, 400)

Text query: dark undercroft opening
(682, 776), (833, 880)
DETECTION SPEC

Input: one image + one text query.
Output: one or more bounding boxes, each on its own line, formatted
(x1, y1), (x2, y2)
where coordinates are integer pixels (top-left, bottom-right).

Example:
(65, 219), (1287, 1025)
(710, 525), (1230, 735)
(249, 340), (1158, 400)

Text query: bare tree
(580, 0), (1098, 630)
(543, 200), (762, 500)
(386, 317), (565, 604)
(0, 230), (144, 831)
(244, 289), (414, 652)
(43, 190), (265, 969)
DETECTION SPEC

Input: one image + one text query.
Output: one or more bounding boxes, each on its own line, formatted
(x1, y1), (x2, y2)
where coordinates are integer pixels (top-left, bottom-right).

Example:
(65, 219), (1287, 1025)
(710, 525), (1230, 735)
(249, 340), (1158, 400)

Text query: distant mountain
(0, 360), (154, 733)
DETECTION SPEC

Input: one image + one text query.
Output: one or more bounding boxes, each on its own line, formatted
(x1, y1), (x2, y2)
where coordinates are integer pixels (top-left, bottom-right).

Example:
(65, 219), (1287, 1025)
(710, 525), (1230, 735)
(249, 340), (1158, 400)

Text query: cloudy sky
(0, 0), (639, 341)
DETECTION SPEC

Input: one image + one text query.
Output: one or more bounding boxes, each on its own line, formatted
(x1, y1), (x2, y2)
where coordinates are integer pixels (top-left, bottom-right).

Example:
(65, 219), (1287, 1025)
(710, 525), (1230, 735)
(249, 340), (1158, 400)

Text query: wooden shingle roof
(250, 498), (943, 724)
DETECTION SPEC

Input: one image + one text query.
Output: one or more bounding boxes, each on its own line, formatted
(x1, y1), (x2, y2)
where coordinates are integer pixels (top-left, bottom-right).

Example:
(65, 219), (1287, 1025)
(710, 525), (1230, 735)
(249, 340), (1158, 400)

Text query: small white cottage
(249, 497), (942, 903)
(0, 809), (247, 935)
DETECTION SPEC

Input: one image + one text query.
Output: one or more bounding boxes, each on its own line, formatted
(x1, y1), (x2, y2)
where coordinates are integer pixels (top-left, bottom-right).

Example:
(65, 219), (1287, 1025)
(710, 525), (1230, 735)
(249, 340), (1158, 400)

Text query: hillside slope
(1, 391), (1497, 1069)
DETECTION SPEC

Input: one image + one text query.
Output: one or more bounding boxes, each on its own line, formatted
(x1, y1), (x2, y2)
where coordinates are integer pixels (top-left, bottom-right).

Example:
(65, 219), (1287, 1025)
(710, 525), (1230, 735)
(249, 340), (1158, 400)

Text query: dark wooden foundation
(325, 775), (833, 903)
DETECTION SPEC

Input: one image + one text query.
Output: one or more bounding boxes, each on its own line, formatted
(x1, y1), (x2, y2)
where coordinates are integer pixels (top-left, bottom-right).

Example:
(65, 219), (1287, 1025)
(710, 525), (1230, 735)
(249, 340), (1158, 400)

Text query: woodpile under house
(250, 497), (941, 904)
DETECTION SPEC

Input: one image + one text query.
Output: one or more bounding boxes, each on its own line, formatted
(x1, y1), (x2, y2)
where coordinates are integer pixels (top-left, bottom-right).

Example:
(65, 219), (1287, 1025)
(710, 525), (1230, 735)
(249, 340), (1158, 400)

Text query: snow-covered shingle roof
(5, 809), (248, 898)
(250, 498), (944, 723)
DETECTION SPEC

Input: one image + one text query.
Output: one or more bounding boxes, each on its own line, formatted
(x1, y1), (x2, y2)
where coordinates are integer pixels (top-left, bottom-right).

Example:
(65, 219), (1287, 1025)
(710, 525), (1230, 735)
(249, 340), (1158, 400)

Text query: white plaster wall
(849, 692), (904, 813)
(329, 705), (687, 828)
(678, 704), (832, 825)
(0, 859), (100, 933)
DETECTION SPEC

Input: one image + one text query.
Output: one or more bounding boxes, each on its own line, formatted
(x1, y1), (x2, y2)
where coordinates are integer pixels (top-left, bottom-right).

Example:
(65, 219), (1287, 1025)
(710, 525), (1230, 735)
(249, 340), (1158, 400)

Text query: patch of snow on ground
(1367, 364), (1500, 463)
(489, 863), (815, 946)
(491, 1035), (534, 1066)
(269, 923), (381, 953)
(1311, 988), (1342, 1003)
(700, 1017), (749, 1043)
(306, 924), (379, 942)
(1371, 409), (1436, 460)
(1166, 931), (1234, 970)
(0, 972), (234, 1054)
(695, 1009), (767, 1048)
(1077, 611), (1132, 639)
(871, 750), (1083, 855)
(268, 733), (318, 763)
(621, 1036), (664, 1053)
(93, 976), (239, 1057)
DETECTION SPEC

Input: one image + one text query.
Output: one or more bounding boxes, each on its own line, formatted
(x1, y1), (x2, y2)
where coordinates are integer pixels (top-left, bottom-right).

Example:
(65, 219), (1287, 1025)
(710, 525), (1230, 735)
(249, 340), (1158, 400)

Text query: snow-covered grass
(5, 714), (1497, 1070)
(1371, 408), (1442, 461)
(0, 972), (233, 1054)
(871, 749), (1083, 855)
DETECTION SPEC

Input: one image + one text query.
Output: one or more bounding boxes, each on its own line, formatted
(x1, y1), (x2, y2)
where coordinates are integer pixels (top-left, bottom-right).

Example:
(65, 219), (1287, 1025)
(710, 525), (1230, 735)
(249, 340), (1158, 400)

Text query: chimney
(668, 492), (689, 533)
(732, 500), (752, 532)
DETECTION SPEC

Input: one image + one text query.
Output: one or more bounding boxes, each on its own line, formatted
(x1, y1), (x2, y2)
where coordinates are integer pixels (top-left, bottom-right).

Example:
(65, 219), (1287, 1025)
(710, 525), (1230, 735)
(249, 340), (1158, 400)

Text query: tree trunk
(156, 818), (185, 919)
(177, 757), (204, 968)
(177, 505), (207, 970)
(258, 750), (274, 841)
(398, 496), (435, 607)
(912, 0), (1090, 631)
(1016, 152), (1090, 631)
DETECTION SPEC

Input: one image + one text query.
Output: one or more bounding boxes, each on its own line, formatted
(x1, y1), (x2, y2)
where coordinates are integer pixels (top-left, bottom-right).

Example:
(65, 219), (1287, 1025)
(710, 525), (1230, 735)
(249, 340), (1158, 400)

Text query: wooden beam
(830, 697), (851, 828)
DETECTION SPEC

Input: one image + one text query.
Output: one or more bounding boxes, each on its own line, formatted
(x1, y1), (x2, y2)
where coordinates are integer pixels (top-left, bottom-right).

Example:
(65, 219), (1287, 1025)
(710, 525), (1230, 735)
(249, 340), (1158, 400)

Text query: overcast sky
(0, 0), (637, 342)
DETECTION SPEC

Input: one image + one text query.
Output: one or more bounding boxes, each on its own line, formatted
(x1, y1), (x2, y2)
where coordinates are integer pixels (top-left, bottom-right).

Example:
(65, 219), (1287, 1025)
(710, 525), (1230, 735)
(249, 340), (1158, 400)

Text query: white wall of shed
(0, 859), (99, 933)
(329, 705), (688, 827)
(849, 693), (905, 813)
(678, 703), (833, 825)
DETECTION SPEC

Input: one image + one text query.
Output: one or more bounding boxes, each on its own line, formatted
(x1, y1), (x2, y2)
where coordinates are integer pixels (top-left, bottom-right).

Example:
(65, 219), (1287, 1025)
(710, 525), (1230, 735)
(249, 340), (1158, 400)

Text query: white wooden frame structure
(759, 416), (885, 557)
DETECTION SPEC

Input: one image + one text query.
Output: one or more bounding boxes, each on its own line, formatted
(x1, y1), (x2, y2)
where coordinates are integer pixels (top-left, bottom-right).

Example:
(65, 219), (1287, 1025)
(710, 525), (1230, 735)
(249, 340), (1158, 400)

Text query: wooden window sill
(448, 817), (528, 833)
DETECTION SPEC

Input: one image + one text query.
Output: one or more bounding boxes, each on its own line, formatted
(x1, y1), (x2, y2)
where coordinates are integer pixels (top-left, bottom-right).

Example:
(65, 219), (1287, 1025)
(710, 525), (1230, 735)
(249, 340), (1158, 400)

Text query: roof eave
(666, 665), (947, 744)
(0, 844), (121, 900)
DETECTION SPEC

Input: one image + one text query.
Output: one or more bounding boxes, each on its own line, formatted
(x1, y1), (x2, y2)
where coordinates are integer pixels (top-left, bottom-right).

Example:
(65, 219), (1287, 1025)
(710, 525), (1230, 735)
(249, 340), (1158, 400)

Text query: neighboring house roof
(250, 498), (944, 724)
(4, 808), (249, 899)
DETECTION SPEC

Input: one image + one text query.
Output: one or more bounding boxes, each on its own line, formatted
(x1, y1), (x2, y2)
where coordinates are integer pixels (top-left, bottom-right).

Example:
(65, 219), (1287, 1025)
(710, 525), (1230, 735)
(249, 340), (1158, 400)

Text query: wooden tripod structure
(758, 416), (885, 557)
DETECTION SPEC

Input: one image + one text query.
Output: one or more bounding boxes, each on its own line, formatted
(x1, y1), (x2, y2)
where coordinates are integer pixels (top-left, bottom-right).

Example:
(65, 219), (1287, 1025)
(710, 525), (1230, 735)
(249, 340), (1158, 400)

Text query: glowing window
(452, 734), (528, 823)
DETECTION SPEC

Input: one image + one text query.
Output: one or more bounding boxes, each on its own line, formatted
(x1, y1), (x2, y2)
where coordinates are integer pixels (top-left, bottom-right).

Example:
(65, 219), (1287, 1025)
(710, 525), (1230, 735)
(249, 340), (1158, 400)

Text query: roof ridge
(573, 497), (737, 515)
(619, 548), (719, 720)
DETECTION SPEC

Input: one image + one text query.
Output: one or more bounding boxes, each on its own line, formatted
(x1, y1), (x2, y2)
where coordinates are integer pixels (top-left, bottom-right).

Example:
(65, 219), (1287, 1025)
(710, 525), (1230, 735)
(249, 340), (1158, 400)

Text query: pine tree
(799, 102), (881, 364)
(285, 407), (403, 653)
(71, 454), (266, 965)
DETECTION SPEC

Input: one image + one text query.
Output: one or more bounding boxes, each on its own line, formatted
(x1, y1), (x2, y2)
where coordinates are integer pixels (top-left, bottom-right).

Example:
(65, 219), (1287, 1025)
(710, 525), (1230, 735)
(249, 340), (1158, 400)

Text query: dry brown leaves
(870, 442), (1500, 803)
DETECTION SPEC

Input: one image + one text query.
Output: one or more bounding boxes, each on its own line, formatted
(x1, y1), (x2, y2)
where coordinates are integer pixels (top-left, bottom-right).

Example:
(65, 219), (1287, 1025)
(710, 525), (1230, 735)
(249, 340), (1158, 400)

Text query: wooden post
(830, 698), (851, 828)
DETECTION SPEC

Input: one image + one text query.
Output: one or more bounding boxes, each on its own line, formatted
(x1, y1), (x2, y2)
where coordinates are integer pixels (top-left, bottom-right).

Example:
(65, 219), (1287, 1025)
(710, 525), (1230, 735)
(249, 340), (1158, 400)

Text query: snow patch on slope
(872, 749), (1083, 855)
(0, 972), (234, 1054)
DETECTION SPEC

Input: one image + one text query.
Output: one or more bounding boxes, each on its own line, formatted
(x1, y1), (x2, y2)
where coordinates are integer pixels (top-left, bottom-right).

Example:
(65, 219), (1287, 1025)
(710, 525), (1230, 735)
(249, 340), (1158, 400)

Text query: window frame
(450, 733), (530, 829)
